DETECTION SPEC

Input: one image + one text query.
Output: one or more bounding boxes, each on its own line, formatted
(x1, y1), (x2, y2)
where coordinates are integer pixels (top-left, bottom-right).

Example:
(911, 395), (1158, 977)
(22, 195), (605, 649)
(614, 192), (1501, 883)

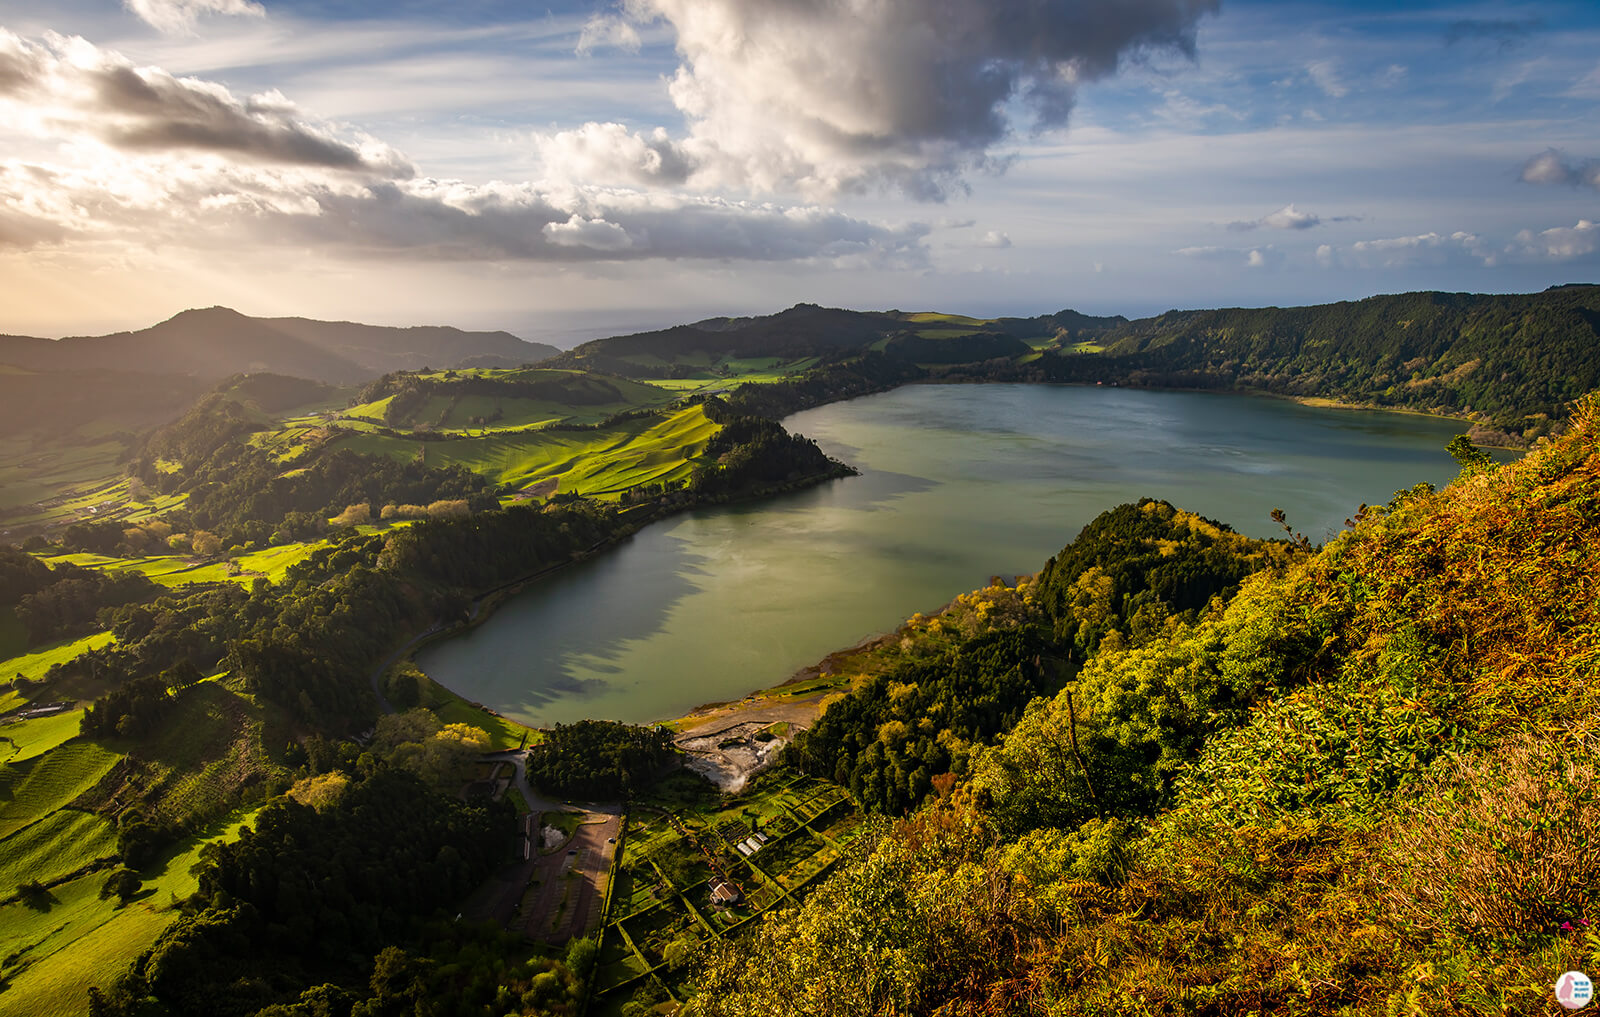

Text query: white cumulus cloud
(558, 0), (1219, 199)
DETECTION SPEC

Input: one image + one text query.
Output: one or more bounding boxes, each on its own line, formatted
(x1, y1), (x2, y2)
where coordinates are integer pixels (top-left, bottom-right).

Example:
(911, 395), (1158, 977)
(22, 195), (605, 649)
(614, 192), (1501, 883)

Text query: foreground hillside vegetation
(692, 400), (1600, 1015)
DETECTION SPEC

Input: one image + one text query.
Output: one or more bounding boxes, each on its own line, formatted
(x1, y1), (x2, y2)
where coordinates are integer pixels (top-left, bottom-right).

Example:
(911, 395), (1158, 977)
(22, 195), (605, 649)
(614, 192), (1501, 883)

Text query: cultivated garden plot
(589, 770), (866, 1012)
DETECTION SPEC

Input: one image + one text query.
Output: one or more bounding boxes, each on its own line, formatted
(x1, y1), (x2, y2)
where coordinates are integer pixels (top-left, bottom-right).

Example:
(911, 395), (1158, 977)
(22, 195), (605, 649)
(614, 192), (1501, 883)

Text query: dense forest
(1040, 284), (1600, 442)
(523, 720), (678, 798)
(787, 500), (1303, 815)
(694, 399), (1600, 1015)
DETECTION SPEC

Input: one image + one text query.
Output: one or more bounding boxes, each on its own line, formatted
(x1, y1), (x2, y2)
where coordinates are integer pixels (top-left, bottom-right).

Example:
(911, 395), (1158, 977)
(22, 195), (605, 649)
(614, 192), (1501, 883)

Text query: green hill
(1066, 284), (1600, 441)
(696, 400), (1600, 1015)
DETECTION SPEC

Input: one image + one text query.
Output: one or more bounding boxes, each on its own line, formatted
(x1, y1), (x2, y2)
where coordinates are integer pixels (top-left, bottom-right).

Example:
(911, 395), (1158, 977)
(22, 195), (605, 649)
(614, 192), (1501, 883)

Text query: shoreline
(405, 378), (1527, 739)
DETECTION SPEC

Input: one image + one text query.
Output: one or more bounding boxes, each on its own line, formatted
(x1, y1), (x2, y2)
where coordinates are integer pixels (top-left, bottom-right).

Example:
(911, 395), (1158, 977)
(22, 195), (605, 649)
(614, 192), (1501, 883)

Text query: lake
(416, 384), (1493, 726)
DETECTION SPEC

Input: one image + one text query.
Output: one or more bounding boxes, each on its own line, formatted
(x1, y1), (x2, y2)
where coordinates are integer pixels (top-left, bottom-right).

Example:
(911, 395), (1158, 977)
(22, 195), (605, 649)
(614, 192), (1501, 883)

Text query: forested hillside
(1066, 284), (1600, 442)
(698, 400), (1600, 1015)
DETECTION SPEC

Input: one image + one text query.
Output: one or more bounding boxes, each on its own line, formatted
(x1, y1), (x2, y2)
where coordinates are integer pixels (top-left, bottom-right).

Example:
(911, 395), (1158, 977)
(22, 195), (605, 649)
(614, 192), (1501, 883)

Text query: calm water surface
(418, 385), (1489, 725)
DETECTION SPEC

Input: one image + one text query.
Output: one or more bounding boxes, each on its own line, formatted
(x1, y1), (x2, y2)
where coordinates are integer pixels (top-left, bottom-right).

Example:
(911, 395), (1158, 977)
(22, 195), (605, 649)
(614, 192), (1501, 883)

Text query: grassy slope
(339, 403), (720, 497)
(0, 741), (122, 840)
(0, 710), (86, 765)
(0, 632), (117, 683)
(0, 807), (260, 1017)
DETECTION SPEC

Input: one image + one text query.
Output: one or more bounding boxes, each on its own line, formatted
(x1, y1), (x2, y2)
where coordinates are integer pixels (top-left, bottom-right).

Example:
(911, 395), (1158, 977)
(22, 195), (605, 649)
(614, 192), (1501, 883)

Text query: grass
(0, 741), (123, 840)
(0, 808), (117, 891)
(0, 805), (260, 1017)
(34, 538), (331, 592)
(901, 312), (990, 326)
(0, 436), (126, 514)
(0, 710), (86, 765)
(427, 681), (541, 751)
(92, 682), (286, 831)
(0, 632), (117, 684)
(339, 404), (720, 498)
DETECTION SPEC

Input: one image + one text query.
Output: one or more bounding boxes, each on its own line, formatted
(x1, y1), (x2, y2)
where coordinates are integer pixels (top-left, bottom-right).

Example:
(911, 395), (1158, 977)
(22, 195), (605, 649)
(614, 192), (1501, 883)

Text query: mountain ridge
(0, 306), (559, 384)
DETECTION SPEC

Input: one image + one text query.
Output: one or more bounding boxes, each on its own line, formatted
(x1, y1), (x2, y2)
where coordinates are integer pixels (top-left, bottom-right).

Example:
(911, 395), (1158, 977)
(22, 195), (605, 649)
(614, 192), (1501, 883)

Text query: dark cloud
(1520, 149), (1600, 191)
(0, 31), (412, 176)
(568, 0), (1220, 199)
(278, 180), (930, 264)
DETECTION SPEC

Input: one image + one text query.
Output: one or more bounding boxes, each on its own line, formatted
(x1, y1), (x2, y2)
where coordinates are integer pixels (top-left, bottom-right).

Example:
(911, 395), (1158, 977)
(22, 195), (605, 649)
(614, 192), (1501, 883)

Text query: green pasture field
(633, 356), (819, 395)
(914, 327), (983, 339)
(0, 741), (122, 840)
(901, 311), (990, 326)
(98, 681), (288, 831)
(0, 710), (86, 765)
(0, 807), (116, 890)
(0, 436), (125, 513)
(0, 805), (261, 1017)
(0, 632), (115, 684)
(426, 680), (541, 752)
(35, 536), (330, 592)
(339, 404), (718, 497)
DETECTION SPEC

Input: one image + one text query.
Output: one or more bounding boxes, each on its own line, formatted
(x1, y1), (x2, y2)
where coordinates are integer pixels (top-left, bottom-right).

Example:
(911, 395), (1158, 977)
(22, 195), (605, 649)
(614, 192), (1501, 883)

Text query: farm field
(630, 355), (819, 394)
(590, 770), (864, 1013)
(0, 805), (261, 1017)
(0, 632), (116, 685)
(0, 709), (86, 764)
(0, 740), (122, 840)
(338, 404), (720, 497)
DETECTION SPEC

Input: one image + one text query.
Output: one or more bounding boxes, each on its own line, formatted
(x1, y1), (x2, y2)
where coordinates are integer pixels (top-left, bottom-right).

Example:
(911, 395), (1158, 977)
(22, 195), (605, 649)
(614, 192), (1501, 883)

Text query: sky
(0, 0), (1596, 343)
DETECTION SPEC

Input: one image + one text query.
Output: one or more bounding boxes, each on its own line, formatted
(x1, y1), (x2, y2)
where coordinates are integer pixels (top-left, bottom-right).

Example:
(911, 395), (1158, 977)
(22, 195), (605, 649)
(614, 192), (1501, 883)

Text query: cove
(416, 384), (1495, 727)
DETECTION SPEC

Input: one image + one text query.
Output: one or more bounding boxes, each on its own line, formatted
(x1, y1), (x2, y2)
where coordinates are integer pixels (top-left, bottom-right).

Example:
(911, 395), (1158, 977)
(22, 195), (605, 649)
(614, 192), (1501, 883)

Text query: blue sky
(0, 0), (1595, 342)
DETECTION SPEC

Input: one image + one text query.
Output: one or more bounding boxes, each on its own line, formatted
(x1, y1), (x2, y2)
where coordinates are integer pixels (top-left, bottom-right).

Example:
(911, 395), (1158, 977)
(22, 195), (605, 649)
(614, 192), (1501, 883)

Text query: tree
(99, 867), (142, 906)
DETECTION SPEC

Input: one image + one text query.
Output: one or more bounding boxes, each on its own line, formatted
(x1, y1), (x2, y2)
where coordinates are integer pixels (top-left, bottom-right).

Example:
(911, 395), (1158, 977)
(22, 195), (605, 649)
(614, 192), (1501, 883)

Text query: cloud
(1229, 203), (1319, 231)
(1341, 231), (1492, 269)
(1508, 219), (1599, 262)
(976, 230), (1011, 249)
(1173, 244), (1278, 268)
(575, 15), (641, 56)
(1519, 149), (1600, 191)
(0, 31), (412, 176)
(0, 151), (928, 264)
(1443, 18), (1539, 52)
(558, 0), (1219, 199)
(0, 30), (927, 268)
(1226, 203), (1360, 232)
(1305, 60), (1348, 99)
(536, 123), (697, 188)
(124, 0), (266, 36)
(292, 180), (929, 263)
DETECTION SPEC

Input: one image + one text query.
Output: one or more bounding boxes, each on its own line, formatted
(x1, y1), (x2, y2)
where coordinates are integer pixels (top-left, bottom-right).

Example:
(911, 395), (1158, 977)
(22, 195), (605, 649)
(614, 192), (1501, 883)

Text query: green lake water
(417, 384), (1494, 726)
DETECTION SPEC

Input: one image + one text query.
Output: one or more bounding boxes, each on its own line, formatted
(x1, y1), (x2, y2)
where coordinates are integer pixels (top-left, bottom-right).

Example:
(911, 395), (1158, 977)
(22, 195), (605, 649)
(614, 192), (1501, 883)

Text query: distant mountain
(0, 307), (558, 385)
(549, 302), (1125, 376)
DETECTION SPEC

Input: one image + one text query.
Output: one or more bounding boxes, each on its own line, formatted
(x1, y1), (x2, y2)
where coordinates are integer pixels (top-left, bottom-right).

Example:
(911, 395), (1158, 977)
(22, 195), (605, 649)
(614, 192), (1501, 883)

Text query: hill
(1074, 284), (1600, 442)
(0, 308), (558, 385)
(697, 404), (1600, 1015)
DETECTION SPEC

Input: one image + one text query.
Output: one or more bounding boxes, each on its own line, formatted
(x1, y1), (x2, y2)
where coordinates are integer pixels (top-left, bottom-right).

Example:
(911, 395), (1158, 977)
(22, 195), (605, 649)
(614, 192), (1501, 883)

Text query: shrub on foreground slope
(696, 397), (1600, 1016)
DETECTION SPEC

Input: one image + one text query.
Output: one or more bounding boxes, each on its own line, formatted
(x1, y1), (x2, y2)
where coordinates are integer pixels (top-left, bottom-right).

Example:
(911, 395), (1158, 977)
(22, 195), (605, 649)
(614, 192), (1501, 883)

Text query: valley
(0, 287), (1596, 1017)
